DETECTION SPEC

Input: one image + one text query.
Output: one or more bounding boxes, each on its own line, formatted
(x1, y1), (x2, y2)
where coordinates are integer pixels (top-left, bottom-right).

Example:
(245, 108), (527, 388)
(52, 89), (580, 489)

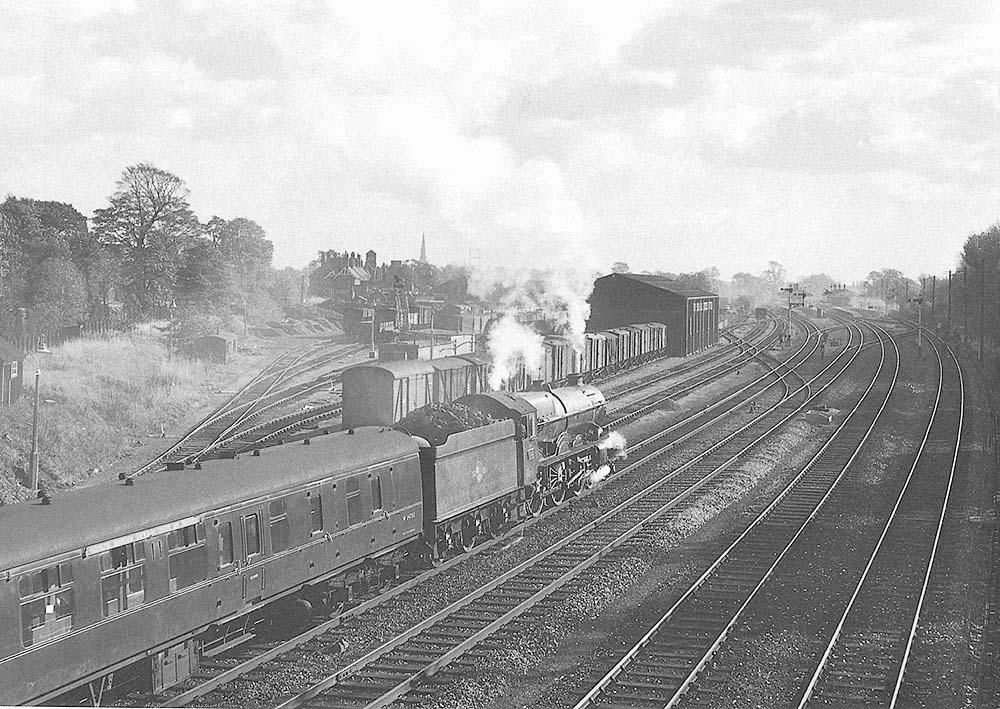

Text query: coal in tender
(396, 402), (497, 445)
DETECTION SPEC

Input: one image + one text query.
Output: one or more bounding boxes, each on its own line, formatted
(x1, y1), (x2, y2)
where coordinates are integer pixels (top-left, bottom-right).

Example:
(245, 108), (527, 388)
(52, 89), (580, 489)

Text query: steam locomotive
(0, 381), (617, 705)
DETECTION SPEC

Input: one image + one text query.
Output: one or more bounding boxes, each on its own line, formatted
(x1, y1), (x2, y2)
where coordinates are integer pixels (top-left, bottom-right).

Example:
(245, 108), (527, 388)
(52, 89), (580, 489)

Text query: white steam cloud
(486, 313), (545, 391)
(469, 267), (598, 351)
(598, 430), (628, 459)
(471, 265), (600, 390)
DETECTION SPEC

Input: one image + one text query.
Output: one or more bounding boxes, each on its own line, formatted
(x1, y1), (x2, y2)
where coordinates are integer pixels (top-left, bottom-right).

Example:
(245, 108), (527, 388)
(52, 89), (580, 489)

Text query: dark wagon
(341, 359), (436, 428)
(341, 356), (491, 428)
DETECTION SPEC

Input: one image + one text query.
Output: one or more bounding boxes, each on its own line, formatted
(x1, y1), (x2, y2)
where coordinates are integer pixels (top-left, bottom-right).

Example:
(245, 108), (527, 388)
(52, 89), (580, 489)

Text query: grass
(0, 334), (253, 504)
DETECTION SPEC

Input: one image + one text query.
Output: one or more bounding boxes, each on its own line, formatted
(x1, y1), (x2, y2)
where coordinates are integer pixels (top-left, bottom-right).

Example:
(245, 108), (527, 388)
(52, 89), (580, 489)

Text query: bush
(0, 334), (231, 503)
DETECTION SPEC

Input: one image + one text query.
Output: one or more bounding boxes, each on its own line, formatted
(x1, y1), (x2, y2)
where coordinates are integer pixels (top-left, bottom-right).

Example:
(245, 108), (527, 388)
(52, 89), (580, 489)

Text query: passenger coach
(0, 429), (423, 705)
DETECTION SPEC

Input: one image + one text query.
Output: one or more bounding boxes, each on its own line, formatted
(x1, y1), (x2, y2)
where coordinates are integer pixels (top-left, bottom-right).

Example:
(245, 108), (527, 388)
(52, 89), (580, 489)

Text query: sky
(1, 0), (998, 284)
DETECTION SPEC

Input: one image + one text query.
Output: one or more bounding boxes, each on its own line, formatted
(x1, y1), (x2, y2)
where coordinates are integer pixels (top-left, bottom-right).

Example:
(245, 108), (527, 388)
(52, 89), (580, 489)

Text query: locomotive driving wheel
(573, 469), (593, 495)
(546, 462), (568, 507)
(546, 481), (568, 507)
(479, 505), (500, 538)
(525, 485), (544, 517)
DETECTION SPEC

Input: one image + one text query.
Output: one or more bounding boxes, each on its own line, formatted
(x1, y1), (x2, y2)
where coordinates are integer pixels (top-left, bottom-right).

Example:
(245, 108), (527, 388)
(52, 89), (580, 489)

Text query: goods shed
(587, 273), (719, 357)
(0, 340), (25, 406)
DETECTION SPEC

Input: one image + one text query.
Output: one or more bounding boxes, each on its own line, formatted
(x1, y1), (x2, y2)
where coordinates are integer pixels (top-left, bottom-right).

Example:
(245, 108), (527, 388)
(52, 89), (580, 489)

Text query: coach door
(240, 511), (265, 602)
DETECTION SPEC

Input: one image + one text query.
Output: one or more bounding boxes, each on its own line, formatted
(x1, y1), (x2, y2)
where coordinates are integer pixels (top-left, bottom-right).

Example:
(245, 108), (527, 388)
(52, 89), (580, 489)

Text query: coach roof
(343, 359), (436, 379)
(0, 427), (417, 575)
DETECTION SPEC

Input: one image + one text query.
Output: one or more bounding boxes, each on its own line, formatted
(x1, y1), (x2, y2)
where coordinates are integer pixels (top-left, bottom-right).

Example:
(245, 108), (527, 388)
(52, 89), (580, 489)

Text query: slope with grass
(0, 334), (300, 504)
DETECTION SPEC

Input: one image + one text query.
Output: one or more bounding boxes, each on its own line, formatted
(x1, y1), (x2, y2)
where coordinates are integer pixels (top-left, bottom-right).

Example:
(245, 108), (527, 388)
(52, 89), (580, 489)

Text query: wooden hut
(193, 334), (238, 364)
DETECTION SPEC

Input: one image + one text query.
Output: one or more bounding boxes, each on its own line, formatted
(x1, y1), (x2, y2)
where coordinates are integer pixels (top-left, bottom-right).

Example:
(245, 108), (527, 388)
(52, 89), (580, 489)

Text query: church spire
(419, 232), (427, 263)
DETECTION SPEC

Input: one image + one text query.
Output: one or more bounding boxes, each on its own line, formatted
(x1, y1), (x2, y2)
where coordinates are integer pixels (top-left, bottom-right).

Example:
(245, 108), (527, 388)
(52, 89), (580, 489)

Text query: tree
(761, 260), (786, 288)
(0, 197), (109, 326)
(25, 257), (88, 331)
(798, 273), (835, 300)
(957, 223), (1000, 348)
(674, 271), (713, 291)
(861, 268), (914, 309)
(268, 267), (305, 310)
(611, 261), (630, 274)
(731, 272), (758, 297)
(0, 207), (13, 311)
(93, 164), (202, 319)
(206, 216), (273, 333)
(174, 238), (232, 311)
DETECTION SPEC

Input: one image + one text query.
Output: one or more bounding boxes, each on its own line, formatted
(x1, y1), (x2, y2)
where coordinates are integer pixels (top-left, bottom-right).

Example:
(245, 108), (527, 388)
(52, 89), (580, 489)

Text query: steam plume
(598, 431), (628, 459)
(486, 314), (544, 390)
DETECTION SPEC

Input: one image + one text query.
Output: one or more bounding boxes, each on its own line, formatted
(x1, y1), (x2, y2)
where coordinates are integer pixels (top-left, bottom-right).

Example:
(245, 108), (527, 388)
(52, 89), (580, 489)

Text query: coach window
(270, 498), (290, 552)
(167, 522), (207, 592)
(100, 541), (145, 617)
(18, 562), (75, 647)
(346, 477), (364, 525)
(309, 492), (323, 533)
(243, 514), (261, 557)
(218, 521), (235, 568)
(371, 474), (383, 512)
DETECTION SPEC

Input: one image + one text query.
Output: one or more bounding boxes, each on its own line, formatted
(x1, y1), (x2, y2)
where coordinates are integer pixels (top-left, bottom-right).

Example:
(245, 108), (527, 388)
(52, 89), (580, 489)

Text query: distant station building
(587, 273), (719, 357)
(0, 340), (24, 406)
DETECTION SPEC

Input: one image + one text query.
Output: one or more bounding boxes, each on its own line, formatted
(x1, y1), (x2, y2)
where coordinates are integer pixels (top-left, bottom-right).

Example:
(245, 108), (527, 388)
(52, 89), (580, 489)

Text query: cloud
(0, 0), (997, 283)
(623, 2), (826, 70)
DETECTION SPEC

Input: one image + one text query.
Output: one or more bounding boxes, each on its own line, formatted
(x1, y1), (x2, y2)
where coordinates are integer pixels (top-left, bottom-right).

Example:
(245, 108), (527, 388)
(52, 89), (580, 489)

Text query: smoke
(471, 266), (599, 390)
(470, 267), (597, 350)
(598, 430), (628, 459)
(486, 313), (545, 390)
(590, 464), (612, 485)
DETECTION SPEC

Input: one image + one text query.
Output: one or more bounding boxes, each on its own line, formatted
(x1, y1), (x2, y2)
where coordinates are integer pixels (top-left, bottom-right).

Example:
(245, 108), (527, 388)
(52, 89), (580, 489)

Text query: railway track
(256, 318), (874, 707)
(125, 317), (798, 707)
(121, 341), (365, 479)
(603, 318), (779, 404)
(570, 316), (899, 709)
(799, 332), (964, 708)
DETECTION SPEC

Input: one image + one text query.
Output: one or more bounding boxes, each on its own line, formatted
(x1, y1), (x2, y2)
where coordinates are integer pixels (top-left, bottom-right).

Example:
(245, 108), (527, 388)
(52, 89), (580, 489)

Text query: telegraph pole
(780, 285), (795, 345)
(29, 367), (40, 494)
(963, 267), (968, 339)
(947, 270), (952, 336)
(909, 296), (924, 359)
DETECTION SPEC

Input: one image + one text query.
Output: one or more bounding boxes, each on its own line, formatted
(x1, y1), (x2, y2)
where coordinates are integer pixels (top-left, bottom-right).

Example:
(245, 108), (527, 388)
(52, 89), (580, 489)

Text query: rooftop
(602, 273), (718, 298)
